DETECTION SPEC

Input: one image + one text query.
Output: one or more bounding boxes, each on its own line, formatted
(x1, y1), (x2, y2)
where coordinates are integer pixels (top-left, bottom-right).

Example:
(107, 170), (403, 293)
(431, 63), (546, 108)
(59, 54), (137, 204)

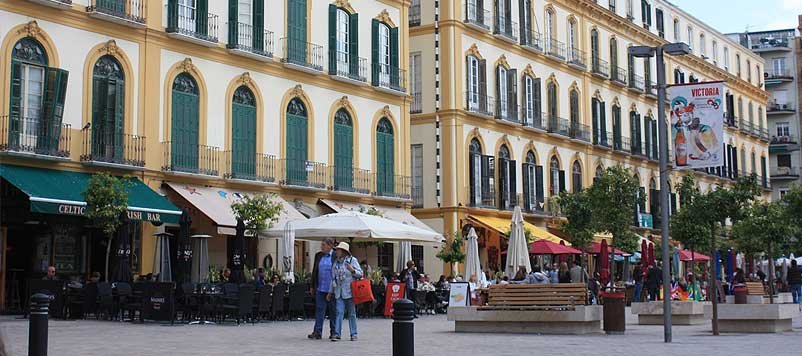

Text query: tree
(670, 175), (710, 273)
(83, 173), (129, 282)
(733, 201), (798, 303)
(586, 165), (643, 284)
(436, 232), (466, 277)
(557, 189), (594, 251)
(230, 193), (283, 238)
(781, 184), (802, 254)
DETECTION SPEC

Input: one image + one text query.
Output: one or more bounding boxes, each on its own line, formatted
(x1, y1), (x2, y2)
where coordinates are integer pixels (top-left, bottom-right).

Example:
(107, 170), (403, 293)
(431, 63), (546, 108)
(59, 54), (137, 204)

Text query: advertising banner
(384, 282), (406, 317)
(669, 81), (725, 169)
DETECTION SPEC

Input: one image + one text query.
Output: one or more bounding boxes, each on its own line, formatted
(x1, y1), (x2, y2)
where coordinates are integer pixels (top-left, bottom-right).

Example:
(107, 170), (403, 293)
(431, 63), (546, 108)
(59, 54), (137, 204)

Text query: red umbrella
(599, 239), (610, 286)
(678, 249), (710, 262)
(530, 239), (583, 255)
(558, 240), (568, 263)
(641, 240), (649, 279)
(648, 242), (655, 267)
(586, 242), (629, 255)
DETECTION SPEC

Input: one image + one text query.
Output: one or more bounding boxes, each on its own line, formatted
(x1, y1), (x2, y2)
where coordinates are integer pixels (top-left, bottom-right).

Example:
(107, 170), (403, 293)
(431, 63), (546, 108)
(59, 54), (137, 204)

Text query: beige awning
(164, 182), (306, 236)
(318, 199), (435, 233)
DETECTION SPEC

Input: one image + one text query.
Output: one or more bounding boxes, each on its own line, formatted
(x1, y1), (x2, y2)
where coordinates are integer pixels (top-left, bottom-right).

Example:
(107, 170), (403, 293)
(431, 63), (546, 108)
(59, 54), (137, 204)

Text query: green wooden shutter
(349, 13), (359, 79)
(533, 78), (541, 124)
(232, 102), (257, 178)
(41, 67), (69, 153)
(8, 60), (22, 147)
(253, 0), (264, 51)
(286, 113), (308, 185)
(333, 122), (353, 190)
(197, 0), (209, 37)
(328, 4), (337, 75)
(288, 0), (307, 64)
(228, 0), (239, 48)
(390, 26), (400, 89)
(171, 88), (199, 172)
(371, 19), (379, 86)
(591, 98), (599, 144)
(600, 102), (607, 145)
(534, 165), (544, 206)
(112, 79), (125, 160)
(167, 0), (178, 31)
(377, 130), (395, 195)
(90, 77), (106, 157)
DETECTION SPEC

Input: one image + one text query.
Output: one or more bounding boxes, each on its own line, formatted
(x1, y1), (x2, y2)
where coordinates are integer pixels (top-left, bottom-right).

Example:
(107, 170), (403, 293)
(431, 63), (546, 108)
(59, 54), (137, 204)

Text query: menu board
(449, 282), (470, 307)
(53, 228), (78, 274)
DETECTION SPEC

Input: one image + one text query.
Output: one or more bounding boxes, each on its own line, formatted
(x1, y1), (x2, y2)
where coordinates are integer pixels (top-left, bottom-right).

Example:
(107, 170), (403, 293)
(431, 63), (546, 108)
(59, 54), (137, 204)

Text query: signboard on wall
(669, 81), (725, 169)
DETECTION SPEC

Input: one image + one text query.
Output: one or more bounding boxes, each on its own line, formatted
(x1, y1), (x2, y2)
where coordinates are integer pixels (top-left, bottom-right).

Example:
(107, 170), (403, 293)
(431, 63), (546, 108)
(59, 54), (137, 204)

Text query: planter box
(630, 301), (710, 325)
(447, 306), (602, 335)
(705, 303), (800, 333)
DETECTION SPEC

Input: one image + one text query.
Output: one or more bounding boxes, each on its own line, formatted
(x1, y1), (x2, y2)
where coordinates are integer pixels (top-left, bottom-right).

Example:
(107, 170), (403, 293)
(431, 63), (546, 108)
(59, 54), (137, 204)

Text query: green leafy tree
(556, 190), (594, 251)
(230, 193), (283, 238)
(83, 173), (129, 281)
(670, 175), (710, 272)
(781, 184), (802, 254)
(436, 232), (466, 277)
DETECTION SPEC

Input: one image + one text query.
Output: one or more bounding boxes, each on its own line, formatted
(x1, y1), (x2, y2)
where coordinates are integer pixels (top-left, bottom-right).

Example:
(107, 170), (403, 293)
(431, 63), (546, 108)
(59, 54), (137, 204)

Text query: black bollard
(392, 299), (415, 356)
(29, 293), (51, 356)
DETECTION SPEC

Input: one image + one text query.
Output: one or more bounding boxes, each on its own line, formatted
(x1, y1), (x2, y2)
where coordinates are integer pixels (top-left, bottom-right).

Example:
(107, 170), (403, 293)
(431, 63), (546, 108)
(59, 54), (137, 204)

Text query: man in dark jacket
(646, 264), (662, 301)
(787, 260), (802, 304)
(309, 238), (336, 340)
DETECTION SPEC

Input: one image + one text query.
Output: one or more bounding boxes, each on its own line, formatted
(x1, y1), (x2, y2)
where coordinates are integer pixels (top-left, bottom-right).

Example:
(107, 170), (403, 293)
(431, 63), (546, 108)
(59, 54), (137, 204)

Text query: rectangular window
(336, 9), (350, 72)
(377, 243), (394, 271)
(772, 58), (786, 75)
(724, 47), (730, 70)
(779, 189), (789, 199)
(626, 0), (633, 19)
(467, 56), (479, 110)
(699, 35), (706, 57)
(411, 144), (423, 208)
(712, 41), (718, 64)
(411, 245), (424, 273)
(687, 27), (693, 50)
(411, 52), (422, 113)
(673, 19), (680, 42)
(609, 0), (616, 12)
(498, 66), (508, 117)
(777, 154), (791, 168)
(238, 0), (252, 25)
(655, 8), (664, 37)
(525, 76), (534, 123)
(776, 122), (790, 137)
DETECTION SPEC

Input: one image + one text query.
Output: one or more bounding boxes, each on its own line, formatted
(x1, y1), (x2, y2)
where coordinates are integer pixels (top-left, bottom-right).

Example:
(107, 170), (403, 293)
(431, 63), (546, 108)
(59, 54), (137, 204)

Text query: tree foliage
(670, 174), (710, 253)
(584, 165), (643, 253)
(436, 232), (466, 264)
(556, 189), (594, 251)
(83, 173), (129, 236)
(230, 193), (283, 237)
(732, 201), (796, 257)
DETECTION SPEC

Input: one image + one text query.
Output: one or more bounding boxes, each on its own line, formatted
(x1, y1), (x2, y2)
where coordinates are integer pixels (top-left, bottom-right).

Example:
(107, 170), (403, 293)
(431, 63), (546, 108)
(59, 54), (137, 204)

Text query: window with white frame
(724, 47), (729, 70)
(772, 58), (786, 76)
(467, 56), (480, 110)
(336, 8), (350, 73)
(545, 9), (555, 46)
(699, 33), (706, 57)
(626, 0), (633, 19)
(498, 66), (508, 117)
(524, 75), (535, 123)
(712, 40), (718, 64)
(776, 122), (790, 137)
(687, 26), (693, 50)
(568, 19), (577, 55)
(673, 18), (680, 42)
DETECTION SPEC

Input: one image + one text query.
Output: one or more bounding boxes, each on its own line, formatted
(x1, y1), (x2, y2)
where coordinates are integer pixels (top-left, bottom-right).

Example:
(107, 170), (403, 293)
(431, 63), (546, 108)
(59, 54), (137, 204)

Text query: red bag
(351, 278), (375, 305)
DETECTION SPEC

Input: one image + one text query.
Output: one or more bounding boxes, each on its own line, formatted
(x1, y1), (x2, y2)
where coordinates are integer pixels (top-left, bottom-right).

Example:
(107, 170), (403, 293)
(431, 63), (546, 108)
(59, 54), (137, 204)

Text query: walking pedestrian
(308, 238), (336, 340)
(329, 242), (363, 342)
(633, 263), (643, 302)
(646, 263), (662, 301)
(787, 260), (802, 304)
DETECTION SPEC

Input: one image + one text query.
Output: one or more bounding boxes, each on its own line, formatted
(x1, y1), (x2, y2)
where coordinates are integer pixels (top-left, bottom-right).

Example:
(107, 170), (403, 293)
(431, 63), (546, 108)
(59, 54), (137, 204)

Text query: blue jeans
(633, 282), (643, 302)
(334, 298), (357, 337)
(313, 291), (334, 335)
(791, 284), (801, 304)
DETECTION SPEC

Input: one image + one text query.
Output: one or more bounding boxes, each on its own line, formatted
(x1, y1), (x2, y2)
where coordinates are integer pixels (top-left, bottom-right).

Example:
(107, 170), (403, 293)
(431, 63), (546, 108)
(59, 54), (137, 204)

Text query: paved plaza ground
(1, 309), (802, 356)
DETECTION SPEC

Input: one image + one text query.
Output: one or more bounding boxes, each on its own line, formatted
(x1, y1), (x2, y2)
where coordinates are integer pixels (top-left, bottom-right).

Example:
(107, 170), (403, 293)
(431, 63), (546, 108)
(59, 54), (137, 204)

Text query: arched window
(568, 18), (578, 60)
(376, 118), (395, 196)
(90, 55), (126, 163)
(699, 33), (706, 57)
(171, 72), (200, 172)
(285, 97), (309, 185)
(757, 107), (763, 129)
(231, 86), (257, 178)
(746, 59), (752, 82)
(571, 160), (582, 192)
(740, 147), (746, 174)
(687, 26), (693, 50)
(523, 150), (540, 211)
(496, 64), (509, 119)
(547, 81), (558, 120)
(287, 0), (308, 63)
(738, 97), (744, 122)
(333, 109), (354, 190)
(331, 6), (354, 75)
(549, 155), (562, 196)
(466, 55), (483, 111)
(673, 18), (680, 41)
(724, 47), (730, 70)
(545, 9), (555, 54)
(750, 151), (756, 174)
(569, 89), (580, 137)
(469, 138), (483, 206)
(498, 144), (515, 210)
(610, 37), (619, 80)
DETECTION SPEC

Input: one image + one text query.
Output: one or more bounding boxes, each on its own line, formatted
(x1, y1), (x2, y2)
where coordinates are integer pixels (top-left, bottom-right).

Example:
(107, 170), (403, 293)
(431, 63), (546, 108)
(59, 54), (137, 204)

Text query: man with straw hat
(328, 242), (363, 342)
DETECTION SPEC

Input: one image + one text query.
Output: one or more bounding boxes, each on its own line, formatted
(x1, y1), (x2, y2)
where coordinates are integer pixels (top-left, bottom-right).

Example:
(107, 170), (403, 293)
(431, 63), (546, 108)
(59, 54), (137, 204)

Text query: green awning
(0, 164), (181, 224)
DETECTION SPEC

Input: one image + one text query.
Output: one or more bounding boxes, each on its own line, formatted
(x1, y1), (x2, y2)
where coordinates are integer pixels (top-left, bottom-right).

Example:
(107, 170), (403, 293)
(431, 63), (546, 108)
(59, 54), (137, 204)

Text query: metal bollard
(392, 299), (415, 356)
(29, 293), (51, 356)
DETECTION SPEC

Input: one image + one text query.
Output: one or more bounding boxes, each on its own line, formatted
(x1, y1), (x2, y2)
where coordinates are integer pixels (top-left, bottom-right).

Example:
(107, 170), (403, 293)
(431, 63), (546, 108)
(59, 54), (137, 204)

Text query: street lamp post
(630, 42), (690, 344)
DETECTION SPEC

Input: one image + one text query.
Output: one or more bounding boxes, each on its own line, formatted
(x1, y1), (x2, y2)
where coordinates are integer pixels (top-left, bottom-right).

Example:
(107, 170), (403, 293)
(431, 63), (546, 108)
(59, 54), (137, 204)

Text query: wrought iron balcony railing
(464, 91), (495, 117)
(281, 158), (327, 189)
(80, 128), (145, 167)
(568, 47), (586, 69)
(330, 166), (372, 195)
(330, 52), (368, 83)
(611, 66), (628, 85)
(545, 38), (566, 60)
(224, 151), (278, 183)
(372, 63), (407, 92)
(161, 141), (220, 176)
(520, 29), (543, 52)
(228, 22), (274, 58)
(591, 56), (609, 77)
(87, 0), (146, 25)
(0, 115), (71, 158)
(521, 110), (546, 130)
(166, 3), (219, 43)
(280, 38), (325, 72)
(464, 2), (491, 30)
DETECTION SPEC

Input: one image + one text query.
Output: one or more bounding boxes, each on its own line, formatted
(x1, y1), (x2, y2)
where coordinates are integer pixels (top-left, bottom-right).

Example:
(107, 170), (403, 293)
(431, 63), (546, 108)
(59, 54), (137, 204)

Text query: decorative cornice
(496, 54), (510, 69)
(179, 58), (195, 73)
(237, 72), (253, 86)
(381, 105), (393, 119)
(337, 95), (351, 109)
(375, 9), (397, 28)
(289, 84), (304, 98)
(98, 40), (120, 57)
(334, 0), (356, 14)
(466, 43), (483, 60)
(521, 64), (536, 78)
(17, 21), (43, 39)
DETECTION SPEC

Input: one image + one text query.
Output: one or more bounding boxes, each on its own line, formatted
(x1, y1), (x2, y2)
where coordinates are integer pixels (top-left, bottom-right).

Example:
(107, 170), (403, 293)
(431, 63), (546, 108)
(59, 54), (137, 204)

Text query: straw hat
(335, 241), (351, 254)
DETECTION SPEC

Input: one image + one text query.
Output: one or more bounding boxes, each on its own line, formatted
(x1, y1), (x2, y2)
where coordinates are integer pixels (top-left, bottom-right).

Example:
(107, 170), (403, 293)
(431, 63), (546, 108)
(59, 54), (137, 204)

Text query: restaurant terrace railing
(464, 91), (495, 117)
(166, 2), (219, 43)
(0, 115), (71, 158)
(228, 22), (274, 58)
(280, 38), (325, 72)
(224, 151), (278, 183)
(80, 128), (145, 167)
(520, 29), (543, 52)
(161, 141), (221, 176)
(87, 0), (146, 25)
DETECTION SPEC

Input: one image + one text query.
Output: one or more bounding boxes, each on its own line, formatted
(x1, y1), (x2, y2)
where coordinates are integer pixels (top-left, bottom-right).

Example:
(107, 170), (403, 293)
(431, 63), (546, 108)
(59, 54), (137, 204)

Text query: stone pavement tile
(2, 309), (802, 356)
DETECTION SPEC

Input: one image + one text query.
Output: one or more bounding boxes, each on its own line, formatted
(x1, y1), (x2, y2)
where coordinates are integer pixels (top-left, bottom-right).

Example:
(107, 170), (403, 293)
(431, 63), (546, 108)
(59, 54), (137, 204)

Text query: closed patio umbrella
(153, 227), (173, 282)
(504, 207), (531, 278)
(191, 234), (211, 283)
(280, 221), (295, 283)
(648, 243), (655, 267)
(672, 248), (680, 279)
(599, 239), (610, 286)
(465, 228), (487, 287)
(396, 241), (412, 274)
(229, 219), (246, 284)
(111, 212), (132, 283)
(174, 212), (193, 284)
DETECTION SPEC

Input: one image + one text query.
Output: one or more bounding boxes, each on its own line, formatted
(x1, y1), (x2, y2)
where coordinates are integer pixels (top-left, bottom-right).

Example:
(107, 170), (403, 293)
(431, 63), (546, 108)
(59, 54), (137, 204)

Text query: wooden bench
(478, 283), (587, 311)
(746, 282), (765, 296)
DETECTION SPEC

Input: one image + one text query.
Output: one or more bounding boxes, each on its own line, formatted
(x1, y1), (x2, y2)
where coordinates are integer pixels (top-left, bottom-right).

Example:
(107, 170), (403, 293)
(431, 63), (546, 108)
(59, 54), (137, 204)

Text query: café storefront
(0, 164), (181, 312)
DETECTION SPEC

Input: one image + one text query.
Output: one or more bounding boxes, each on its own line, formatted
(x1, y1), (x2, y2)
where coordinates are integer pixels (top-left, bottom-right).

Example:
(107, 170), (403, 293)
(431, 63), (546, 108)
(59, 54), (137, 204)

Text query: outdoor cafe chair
(255, 284), (273, 321)
(96, 282), (114, 320)
(288, 283), (307, 320)
(271, 283), (287, 320)
(236, 284), (256, 324)
(80, 283), (99, 319)
(177, 282), (198, 322)
(413, 290), (428, 315)
(116, 282), (144, 322)
(220, 283), (241, 323)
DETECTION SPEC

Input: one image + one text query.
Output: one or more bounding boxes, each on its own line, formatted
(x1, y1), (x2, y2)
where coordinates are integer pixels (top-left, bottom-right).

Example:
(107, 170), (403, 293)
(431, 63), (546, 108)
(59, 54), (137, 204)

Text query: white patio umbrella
(396, 241), (412, 273)
(280, 221), (295, 283)
(505, 206), (532, 278)
(264, 211), (442, 243)
(465, 227), (488, 287)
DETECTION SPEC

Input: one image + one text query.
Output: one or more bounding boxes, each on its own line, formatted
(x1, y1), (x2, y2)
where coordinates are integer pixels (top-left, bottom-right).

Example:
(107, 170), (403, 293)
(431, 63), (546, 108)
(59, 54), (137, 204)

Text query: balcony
(161, 142), (221, 176)
(770, 135), (799, 153)
(615, 136), (632, 153)
(521, 110), (546, 131)
(463, 91), (495, 117)
(281, 158), (327, 189)
(372, 63), (407, 94)
(567, 47), (586, 69)
(0, 116), (71, 160)
(764, 68), (793, 83)
(224, 151), (278, 184)
(469, 194), (496, 210)
(411, 92), (422, 114)
(87, 0), (146, 28)
(630, 140), (644, 156)
(767, 102), (795, 114)
(545, 38), (566, 60)
(593, 131), (613, 148)
(591, 56), (609, 78)
(751, 38), (791, 52)
(739, 119), (753, 134)
(330, 166), (372, 195)
(464, 2), (491, 31)
(724, 115), (738, 128)
(770, 166), (800, 180)
(375, 174), (411, 200)
(498, 193), (518, 211)
(166, 3), (219, 46)
(409, 4), (421, 27)
(771, 134), (798, 145)
(280, 38), (325, 74)
(756, 174), (770, 189)
(493, 17), (518, 43)
(520, 29), (543, 52)
(546, 116), (570, 138)
(26, 0), (72, 10)
(330, 53), (368, 86)
(759, 128), (770, 142)
(227, 22), (274, 60)
(495, 103), (519, 124)
(570, 122), (591, 143)
(80, 128), (145, 169)
(611, 66), (627, 86)
(645, 78), (656, 97)
(628, 73), (645, 92)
